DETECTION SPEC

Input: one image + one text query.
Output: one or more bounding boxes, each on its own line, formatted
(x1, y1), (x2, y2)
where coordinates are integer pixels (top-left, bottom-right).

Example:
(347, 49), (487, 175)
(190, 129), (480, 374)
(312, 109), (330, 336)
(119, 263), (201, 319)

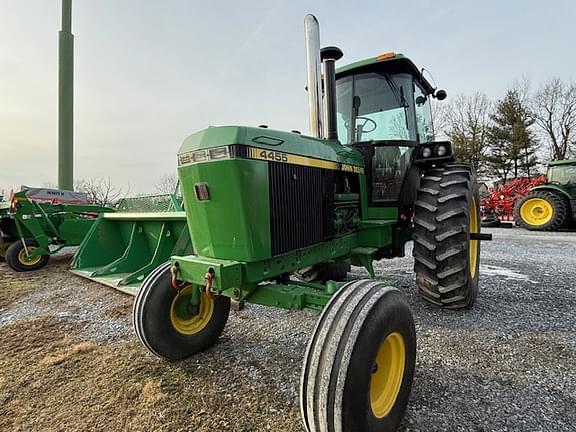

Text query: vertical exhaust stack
(304, 14), (323, 138)
(321, 47), (343, 140)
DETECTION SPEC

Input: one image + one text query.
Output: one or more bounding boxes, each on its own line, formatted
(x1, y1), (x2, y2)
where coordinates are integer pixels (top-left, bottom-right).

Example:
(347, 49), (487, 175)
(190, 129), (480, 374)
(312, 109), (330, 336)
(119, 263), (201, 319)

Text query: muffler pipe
(321, 47), (343, 140)
(304, 14), (323, 138)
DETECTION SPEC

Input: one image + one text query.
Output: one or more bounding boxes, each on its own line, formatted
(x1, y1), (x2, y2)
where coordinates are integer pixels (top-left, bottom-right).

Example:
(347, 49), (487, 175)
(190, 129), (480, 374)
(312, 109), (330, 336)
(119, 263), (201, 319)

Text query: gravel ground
(0, 228), (575, 431)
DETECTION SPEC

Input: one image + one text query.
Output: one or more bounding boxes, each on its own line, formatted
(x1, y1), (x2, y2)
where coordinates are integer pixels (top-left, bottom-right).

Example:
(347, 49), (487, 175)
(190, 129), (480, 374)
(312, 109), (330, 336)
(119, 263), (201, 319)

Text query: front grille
(269, 162), (324, 256)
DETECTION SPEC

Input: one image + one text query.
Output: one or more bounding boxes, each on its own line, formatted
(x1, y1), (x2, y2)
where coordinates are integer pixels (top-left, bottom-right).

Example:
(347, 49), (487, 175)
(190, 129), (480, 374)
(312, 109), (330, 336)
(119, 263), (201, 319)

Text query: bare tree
(154, 173), (179, 195)
(431, 100), (449, 140)
(532, 78), (576, 160)
(444, 92), (493, 175)
(77, 177), (126, 207)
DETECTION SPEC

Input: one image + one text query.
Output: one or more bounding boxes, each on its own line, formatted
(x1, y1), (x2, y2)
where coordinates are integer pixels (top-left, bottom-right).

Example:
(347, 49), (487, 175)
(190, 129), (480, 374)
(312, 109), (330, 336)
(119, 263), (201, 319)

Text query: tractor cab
(547, 160), (576, 193)
(335, 53), (449, 207)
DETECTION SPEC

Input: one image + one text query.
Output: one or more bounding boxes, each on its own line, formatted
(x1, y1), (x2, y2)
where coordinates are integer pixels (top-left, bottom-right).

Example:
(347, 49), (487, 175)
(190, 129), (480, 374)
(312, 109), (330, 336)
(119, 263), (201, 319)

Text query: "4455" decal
(256, 150), (289, 162)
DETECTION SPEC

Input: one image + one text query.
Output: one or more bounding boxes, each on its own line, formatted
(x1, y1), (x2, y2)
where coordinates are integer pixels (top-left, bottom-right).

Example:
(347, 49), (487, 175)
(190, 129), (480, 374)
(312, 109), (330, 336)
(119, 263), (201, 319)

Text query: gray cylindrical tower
(58, 0), (74, 190)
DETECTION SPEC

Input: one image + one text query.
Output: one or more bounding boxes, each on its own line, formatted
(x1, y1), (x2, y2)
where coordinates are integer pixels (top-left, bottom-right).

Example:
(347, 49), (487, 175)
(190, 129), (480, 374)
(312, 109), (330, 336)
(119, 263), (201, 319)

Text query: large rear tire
(300, 280), (416, 432)
(5, 238), (50, 272)
(514, 190), (568, 231)
(413, 163), (480, 309)
(133, 263), (230, 360)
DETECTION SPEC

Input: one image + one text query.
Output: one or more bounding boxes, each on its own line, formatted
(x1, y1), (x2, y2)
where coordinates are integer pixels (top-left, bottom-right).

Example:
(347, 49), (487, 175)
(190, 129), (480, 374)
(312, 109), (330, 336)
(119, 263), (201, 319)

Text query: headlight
(436, 145), (447, 157)
(191, 150), (209, 162)
(209, 147), (230, 160)
(422, 147), (432, 158)
(178, 146), (231, 166)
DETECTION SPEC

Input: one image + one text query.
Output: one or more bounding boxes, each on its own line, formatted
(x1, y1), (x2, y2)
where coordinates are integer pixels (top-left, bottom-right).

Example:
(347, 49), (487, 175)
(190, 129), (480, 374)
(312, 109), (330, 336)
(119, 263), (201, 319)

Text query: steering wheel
(344, 116), (377, 133)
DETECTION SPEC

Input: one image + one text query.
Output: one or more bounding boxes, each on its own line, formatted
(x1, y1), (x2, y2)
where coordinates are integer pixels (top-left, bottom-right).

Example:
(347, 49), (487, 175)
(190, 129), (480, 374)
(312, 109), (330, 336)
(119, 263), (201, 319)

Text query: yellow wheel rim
(520, 198), (553, 226)
(170, 286), (214, 335)
(469, 197), (479, 278)
(370, 332), (406, 418)
(18, 247), (42, 266)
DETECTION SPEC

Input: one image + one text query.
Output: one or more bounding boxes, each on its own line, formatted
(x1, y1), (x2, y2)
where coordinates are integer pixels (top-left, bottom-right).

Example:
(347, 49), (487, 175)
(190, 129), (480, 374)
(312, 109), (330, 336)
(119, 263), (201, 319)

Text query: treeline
(435, 78), (576, 182)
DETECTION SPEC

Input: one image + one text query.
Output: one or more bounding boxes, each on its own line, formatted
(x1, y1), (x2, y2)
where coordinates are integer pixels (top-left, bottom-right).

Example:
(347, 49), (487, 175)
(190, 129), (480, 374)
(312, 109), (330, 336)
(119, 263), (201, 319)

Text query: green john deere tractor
(131, 15), (489, 432)
(514, 159), (576, 231)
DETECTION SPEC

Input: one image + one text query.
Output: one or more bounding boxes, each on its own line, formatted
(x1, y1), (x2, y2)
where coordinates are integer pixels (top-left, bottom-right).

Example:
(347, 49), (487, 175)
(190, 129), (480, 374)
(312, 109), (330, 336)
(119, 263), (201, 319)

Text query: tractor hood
(178, 125), (363, 167)
(176, 125), (366, 262)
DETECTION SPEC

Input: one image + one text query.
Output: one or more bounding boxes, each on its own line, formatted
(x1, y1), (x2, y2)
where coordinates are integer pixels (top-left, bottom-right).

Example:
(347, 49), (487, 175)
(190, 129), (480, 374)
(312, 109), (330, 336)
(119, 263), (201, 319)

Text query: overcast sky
(1, 0), (574, 193)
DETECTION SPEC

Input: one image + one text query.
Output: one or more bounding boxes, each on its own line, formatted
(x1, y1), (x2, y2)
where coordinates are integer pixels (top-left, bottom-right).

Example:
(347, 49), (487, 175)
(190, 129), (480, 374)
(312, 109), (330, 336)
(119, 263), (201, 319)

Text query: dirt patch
(140, 379), (165, 403)
(40, 341), (96, 366)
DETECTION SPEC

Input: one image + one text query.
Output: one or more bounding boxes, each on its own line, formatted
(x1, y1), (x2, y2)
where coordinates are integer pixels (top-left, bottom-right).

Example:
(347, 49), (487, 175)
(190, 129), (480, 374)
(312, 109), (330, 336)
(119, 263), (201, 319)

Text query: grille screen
(269, 162), (324, 256)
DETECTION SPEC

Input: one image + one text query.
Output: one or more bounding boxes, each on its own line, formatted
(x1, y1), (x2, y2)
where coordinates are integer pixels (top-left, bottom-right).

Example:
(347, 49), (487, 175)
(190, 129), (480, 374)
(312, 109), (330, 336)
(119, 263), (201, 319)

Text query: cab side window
(414, 84), (434, 143)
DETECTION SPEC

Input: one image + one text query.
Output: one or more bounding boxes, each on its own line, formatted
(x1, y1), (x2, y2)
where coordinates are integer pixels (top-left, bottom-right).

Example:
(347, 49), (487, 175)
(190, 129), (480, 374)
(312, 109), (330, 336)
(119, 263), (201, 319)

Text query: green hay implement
(70, 194), (191, 295)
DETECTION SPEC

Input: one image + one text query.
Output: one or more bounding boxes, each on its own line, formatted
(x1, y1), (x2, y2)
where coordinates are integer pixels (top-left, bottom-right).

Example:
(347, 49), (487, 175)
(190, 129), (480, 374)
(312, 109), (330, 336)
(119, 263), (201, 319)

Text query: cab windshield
(336, 72), (417, 144)
(548, 165), (576, 185)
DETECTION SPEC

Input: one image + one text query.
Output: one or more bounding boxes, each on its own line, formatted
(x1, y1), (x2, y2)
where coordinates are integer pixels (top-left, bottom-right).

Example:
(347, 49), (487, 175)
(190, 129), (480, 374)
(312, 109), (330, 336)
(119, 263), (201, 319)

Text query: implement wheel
(413, 163), (480, 309)
(133, 262), (230, 360)
(300, 280), (416, 432)
(514, 191), (568, 231)
(5, 238), (49, 272)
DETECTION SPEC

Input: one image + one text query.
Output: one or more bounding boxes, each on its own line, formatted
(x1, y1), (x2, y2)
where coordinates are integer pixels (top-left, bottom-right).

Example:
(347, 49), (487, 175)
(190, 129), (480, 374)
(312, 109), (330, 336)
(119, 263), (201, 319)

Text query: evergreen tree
(487, 90), (539, 181)
(443, 93), (492, 176)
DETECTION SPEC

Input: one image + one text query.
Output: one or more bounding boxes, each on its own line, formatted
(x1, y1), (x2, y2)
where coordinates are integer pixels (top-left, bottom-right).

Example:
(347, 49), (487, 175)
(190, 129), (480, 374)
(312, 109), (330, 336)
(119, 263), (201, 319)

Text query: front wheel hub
(170, 286), (214, 335)
(370, 332), (406, 418)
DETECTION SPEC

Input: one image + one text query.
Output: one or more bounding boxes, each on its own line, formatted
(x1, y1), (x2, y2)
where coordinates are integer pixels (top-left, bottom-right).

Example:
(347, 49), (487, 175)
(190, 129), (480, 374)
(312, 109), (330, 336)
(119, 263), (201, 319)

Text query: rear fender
(531, 184), (571, 200)
(530, 185), (576, 219)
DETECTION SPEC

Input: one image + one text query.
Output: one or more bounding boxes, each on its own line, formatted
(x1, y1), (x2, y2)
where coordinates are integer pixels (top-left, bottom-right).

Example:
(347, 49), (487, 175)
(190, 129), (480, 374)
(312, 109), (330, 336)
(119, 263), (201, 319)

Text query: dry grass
(0, 317), (300, 431)
(0, 257), (302, 432)
(0, 271), (42, 308)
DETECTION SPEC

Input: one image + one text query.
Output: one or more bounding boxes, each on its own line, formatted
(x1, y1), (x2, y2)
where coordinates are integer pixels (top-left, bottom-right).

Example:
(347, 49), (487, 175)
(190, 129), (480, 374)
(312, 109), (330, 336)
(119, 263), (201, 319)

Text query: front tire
(133, 262), (231, 360)
(413, 163), (480, 309)
(514, 190), (568, 231)
(5, 238), (49, 272)
(300, 280), (416, 432)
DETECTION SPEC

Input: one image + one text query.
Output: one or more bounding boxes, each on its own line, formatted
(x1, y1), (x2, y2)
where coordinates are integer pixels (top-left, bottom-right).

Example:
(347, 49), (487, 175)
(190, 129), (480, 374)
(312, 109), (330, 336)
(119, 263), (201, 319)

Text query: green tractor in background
(130, 15), (490, 432)
(0, 187), (113, 271)
(514, 159), (576, 231)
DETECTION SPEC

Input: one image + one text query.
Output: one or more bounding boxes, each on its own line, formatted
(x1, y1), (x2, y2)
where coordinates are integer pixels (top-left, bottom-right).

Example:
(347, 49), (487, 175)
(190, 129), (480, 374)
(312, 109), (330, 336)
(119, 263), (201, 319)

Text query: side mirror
(434, 89), (447, 101)
(415, 95), (426, 106)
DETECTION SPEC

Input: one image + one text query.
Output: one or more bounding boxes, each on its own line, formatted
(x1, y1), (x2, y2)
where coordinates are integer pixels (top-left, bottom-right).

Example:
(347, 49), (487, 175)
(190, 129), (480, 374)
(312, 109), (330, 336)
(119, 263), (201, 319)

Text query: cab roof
(336, 53), (435, 94)
(548, 159), (576, 167)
